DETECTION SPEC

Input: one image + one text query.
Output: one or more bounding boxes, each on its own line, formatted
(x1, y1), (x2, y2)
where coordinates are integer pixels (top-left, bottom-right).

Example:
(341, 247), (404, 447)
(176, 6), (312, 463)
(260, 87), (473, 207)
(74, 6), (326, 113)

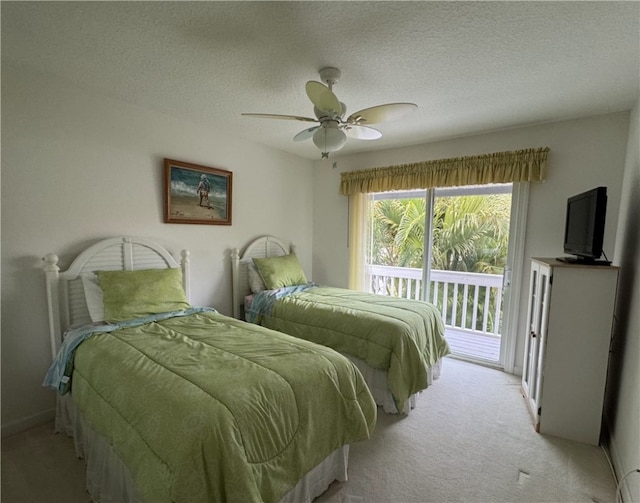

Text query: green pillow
(252, 253), (308, 290)
(97, 268), (190, 323)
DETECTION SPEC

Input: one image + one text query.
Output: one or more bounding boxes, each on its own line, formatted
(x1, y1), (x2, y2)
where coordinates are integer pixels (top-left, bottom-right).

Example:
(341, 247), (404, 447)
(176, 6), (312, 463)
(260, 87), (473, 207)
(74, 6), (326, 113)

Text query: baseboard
(1, 408), (55, 438)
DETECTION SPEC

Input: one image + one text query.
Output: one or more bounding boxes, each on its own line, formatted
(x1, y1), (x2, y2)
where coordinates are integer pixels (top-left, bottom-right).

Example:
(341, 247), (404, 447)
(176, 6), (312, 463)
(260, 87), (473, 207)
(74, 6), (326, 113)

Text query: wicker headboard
(230, 235), (294, 319)
(43, 236), (190, 359)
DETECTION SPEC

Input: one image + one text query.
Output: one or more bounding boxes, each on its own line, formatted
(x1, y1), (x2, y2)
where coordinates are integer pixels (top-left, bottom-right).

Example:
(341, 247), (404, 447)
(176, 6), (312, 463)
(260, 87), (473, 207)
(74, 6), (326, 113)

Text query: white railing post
(471, 284), (479, 332)
(451, 283), (459, 328)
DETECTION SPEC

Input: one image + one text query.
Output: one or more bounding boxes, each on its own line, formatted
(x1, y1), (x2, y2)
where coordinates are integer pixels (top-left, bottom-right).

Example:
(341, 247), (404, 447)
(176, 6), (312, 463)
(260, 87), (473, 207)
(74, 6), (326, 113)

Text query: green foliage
(371, 192), (511, 335)
(372, 193), (511, 274)
(372, 198), (426, 267)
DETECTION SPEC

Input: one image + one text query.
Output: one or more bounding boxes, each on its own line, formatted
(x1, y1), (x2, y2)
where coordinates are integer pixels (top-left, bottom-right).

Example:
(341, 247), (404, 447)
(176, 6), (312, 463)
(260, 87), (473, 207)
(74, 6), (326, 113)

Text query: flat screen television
(559, 186), (608, 264)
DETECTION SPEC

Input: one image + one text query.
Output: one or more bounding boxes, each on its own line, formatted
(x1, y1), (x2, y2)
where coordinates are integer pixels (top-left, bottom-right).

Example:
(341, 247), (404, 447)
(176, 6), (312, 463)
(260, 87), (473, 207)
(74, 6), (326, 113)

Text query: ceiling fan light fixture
(242, 67), (418, 159)
(312, 121), (346, 155)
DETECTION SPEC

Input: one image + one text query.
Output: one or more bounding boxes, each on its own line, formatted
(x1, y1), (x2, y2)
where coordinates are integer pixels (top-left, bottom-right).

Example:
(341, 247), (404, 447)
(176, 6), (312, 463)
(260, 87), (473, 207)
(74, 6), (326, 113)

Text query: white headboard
(230, 235), (294, 319)
(43, 236), (190, 360)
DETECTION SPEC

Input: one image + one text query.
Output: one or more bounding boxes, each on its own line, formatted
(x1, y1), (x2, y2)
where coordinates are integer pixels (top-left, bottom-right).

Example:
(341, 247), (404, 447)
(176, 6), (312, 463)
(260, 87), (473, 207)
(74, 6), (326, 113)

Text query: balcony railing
(369, 265), (504, 341)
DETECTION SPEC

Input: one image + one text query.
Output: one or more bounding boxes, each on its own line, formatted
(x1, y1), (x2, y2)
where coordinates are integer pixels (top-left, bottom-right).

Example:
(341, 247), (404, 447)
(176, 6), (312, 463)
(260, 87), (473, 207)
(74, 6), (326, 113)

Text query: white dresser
(521, 258), (619, 445)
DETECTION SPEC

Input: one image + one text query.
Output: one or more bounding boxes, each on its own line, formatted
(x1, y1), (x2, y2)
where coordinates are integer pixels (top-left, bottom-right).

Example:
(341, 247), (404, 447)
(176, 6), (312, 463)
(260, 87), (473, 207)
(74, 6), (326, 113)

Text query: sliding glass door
(369, 184), (514, 366)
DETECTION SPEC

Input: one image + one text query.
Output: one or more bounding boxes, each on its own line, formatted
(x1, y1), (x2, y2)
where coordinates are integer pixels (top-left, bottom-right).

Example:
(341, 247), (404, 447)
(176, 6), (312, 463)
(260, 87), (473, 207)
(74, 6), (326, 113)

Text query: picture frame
(164, 158), (232, 225)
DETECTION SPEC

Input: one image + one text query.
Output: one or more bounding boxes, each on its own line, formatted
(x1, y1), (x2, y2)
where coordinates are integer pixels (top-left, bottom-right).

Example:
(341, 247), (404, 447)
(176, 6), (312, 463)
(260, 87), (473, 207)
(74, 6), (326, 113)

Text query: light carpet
(317, 358), (616, 503)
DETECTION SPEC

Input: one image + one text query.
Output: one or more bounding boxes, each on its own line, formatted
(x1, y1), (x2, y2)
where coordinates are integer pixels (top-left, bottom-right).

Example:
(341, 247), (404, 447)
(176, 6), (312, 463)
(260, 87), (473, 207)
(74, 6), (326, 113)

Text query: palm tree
(371, 191), (511, 333)
(372, 198), (425, 268)
(432, 194), (510, 273)
(372, 193), (510, 273)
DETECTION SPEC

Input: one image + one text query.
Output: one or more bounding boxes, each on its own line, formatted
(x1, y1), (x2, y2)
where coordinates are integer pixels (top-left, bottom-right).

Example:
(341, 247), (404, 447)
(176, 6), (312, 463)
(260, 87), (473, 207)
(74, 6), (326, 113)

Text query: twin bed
(43, 237), (376, 503)
(231, 235), (450, 414)
(43, 234), (448, 502)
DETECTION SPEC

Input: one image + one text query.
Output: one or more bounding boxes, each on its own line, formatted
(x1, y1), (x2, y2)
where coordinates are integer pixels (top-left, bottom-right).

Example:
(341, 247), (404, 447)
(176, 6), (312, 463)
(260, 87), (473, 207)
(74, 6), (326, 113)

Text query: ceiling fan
(241, 67), (418, 158)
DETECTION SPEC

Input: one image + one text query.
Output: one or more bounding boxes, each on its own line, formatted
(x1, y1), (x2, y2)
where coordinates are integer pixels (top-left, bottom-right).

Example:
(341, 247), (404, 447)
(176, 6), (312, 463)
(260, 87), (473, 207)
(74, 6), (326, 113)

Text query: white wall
(607, 98), (640, 503)
(1, 64), (315, 434)
(312, 112), (630, 374)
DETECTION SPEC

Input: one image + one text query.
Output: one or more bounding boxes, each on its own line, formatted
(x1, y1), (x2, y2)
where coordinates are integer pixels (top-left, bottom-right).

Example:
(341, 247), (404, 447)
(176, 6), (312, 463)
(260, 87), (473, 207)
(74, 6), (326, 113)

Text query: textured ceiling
(2, 1), (639, 160)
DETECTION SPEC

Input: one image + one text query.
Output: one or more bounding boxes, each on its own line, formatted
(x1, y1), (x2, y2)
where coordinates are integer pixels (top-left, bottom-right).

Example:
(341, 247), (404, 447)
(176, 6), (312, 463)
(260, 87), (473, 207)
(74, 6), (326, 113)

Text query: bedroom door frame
(500, 182), (529, 374)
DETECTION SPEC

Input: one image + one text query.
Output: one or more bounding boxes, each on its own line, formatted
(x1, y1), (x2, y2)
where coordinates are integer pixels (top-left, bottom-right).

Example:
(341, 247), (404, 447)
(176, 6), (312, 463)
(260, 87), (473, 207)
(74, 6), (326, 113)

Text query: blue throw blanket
(246, 284), (314, 323)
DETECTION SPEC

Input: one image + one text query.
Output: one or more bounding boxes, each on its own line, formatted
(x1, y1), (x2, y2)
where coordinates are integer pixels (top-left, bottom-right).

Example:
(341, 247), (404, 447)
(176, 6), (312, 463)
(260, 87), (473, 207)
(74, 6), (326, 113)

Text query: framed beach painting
(164, 158), (232, 225)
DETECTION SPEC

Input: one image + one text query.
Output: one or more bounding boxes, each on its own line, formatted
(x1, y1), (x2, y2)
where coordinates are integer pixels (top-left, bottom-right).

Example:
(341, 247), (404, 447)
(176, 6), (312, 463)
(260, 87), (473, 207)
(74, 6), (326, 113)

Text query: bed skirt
(55, 395), (349, 503)
(346, 356), (443, 414)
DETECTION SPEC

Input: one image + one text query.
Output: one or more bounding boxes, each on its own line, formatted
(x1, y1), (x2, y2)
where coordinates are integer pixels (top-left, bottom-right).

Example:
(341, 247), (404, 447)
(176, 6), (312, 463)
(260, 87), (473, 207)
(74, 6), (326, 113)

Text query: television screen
(562, 186), (607, 263)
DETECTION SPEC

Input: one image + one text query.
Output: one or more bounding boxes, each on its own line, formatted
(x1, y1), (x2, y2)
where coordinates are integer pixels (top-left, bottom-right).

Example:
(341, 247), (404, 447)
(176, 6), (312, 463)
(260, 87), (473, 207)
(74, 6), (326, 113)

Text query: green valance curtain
(339, 147), (550, 195)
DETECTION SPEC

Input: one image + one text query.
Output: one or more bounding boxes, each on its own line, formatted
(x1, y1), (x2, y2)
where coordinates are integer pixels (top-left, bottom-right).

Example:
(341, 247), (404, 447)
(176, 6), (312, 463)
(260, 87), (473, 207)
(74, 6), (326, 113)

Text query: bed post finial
(43, 253), (59, 271)
(231, 248), (240, 319)
(181, 250), (191, 302)
(43, 253), (62, 360)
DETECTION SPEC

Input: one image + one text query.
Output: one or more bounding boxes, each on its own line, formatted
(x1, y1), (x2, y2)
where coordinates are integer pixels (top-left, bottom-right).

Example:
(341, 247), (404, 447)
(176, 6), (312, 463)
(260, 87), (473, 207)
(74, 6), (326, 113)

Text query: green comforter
(255, 286), (450, 412)
(71, 311), (376, 503)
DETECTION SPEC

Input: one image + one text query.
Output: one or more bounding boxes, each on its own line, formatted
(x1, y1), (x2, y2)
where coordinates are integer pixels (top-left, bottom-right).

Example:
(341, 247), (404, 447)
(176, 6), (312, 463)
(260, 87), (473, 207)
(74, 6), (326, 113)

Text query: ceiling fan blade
(293, 126), (320, 142)
(345, 125), (382, 140)
(347, 103), (417, 125)
(241, 113), (317, 122)
(305, 81), (342, 114)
